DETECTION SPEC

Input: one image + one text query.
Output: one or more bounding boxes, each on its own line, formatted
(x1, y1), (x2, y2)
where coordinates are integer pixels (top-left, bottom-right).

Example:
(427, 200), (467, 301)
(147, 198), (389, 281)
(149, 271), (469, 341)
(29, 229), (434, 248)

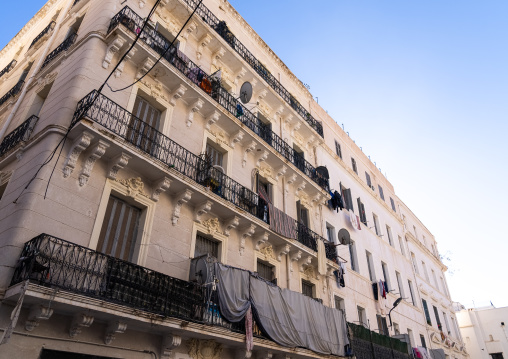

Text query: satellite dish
(239, 81), (253, 104)
(338, 228), (351, 245)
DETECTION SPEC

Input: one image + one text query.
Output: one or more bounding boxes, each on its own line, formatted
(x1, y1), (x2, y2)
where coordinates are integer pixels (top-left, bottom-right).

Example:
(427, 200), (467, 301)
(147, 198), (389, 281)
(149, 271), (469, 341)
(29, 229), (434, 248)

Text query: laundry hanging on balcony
(328, 190), (344, 212)
(214, 263), (349, 356)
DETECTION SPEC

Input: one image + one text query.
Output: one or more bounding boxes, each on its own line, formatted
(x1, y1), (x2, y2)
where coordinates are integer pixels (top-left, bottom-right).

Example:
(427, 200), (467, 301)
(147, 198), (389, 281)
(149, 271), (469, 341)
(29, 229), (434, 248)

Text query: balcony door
(128, 96), (161, 153)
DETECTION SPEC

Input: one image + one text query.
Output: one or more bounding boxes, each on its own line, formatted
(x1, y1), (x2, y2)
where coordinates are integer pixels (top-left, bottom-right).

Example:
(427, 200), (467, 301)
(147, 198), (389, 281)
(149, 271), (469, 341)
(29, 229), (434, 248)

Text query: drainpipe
(0, 0), (75, 141)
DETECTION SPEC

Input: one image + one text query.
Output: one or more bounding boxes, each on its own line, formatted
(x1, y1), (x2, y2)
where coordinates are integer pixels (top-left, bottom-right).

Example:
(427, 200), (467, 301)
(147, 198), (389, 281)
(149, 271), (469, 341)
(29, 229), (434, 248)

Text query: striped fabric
(268, 204), (297, 240)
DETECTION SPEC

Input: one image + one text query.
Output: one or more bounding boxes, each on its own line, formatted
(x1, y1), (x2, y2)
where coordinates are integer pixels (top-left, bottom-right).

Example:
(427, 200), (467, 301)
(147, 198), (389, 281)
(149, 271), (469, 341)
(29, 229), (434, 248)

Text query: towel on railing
(268, 204), (297, 240)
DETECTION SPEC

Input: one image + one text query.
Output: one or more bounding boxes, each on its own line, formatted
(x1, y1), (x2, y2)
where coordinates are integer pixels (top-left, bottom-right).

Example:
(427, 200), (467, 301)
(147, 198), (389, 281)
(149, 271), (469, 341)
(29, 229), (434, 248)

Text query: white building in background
(0, 0), (468, 358)
(456, 304), (508, 359)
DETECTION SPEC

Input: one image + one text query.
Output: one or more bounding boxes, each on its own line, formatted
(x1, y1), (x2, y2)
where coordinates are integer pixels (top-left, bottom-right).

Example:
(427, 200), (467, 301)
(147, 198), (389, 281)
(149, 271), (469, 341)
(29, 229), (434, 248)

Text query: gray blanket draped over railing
(214, 263), (349, 356)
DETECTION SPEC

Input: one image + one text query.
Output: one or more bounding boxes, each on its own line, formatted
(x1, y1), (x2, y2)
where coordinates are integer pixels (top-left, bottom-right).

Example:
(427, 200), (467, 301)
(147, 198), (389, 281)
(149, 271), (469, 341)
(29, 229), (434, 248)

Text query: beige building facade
(0, 0), (468, 358)
(456, 304), (508, 359)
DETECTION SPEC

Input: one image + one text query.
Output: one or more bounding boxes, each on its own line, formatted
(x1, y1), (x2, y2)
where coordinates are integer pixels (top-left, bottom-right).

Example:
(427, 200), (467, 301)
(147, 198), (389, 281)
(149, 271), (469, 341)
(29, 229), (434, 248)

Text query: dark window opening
(194, 233), (219, 258)
(257, 259), (276, 284)
(335, 140), (342, 159)
(301, 280), (314, 297)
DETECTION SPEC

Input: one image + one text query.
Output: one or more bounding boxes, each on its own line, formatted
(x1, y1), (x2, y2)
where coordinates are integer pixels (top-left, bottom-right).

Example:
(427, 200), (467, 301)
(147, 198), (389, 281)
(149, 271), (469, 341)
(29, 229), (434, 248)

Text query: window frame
(351, 157), (358, 174)
(335, 140), (342, 159)
(190, 220), (229, 263)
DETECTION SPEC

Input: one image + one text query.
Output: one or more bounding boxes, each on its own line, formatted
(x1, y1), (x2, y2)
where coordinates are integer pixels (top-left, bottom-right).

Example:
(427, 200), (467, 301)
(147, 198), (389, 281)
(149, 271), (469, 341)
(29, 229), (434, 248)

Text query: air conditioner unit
(189, 254), (217, 285)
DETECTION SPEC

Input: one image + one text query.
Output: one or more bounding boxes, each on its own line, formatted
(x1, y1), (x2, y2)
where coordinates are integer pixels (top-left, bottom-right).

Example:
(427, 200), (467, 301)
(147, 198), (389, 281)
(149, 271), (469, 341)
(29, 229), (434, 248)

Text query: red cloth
(356, 215), (361, 230)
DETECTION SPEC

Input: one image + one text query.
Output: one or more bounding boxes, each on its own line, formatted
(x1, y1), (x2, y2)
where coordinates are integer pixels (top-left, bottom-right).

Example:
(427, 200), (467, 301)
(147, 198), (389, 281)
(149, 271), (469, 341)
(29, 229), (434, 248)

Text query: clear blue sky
(2, 1), (507, 308)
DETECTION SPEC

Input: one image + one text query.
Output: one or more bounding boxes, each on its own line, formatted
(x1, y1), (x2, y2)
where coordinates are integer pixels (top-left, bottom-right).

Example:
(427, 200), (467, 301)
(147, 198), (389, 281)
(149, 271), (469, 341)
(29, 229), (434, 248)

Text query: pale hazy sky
(2, 0), (507, 308)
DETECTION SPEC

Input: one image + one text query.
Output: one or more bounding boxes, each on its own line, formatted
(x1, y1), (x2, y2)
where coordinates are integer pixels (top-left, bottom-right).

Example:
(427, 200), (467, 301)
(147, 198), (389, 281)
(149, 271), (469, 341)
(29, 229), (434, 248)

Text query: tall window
(365, 171), (372, 188)
(398, 236), (405, 256)
(433, 305), (442, 330)
(335, 140), (342, 159)
(443, 312), (451, 335)
(349, 241), (358, 272)
(381, 262), (390, 291)
(206, 142), (224, 168)
(411, 252), (419, 274)
(296, 200), (310, 227)
(326, 223), (335, 243)
(422, 261), (430, 281)
(390, 197), (396, 212)
(335, 295), (345, 311)
(257, 259), (275, 284)
(130, 96), (161, 152)
(372, 213), (380, 236)
(97, 196), (141, 261)
(407, 329), (414, 347)
(376, 315), (389, 335)
(351, 157), (358, 174)
(431, 269), (439, 290)
(366, 251), (376, 282)
(194, 233), (219, 258)
(396, 271), (405, 297)
(422, 299), (432, 325)
(301, 280), (314, 298)
(357, 197), (367, 225)
(386, 225), (393, 246)
(357, 306), (367, 327)
(378, 185), (385, 201)
(420, 334), (427, 348)
(341, 185), (354, 212)
(408, 280), (416, 305)
(441, 277), (449, 297)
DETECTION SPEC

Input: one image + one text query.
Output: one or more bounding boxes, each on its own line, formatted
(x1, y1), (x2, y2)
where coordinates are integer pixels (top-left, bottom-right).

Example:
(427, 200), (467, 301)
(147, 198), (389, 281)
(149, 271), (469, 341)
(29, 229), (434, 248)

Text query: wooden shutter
(343, 188), (354, 212)
(97, 196), (141, 261)
(365, 172), (371, 187)
(378, 185), (385, 200)
(128, 96), (161, 152)
(357, 197), (366, 224)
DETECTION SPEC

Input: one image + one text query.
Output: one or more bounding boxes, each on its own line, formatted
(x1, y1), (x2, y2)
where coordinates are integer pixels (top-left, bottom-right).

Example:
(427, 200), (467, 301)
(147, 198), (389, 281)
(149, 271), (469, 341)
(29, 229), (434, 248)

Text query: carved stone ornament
(151, 177), (171, 202)
(256, 150), (269, 167)
(107, 152), (131, 180)
(136, 57), (155, 79)
(187, 98), (204, 128)
(196, 33), (213, 60)
(172, 189), (193, 225)
(254, 232), (269, 251)
(161, 334), (182, 359)
(69, 313), (94, 338)
(202, 218), (221, 235)
(286, 173), (297, 185)
(239, 224), (256, 256)
(230, 130), (244, 148)
(260, 244), (275, 259)
(63, 131), (94, 178)
(104, 320), (127, 345)
(103, 35), (126, 69)
(79, 140), (110, 187)
(299, 255), (312, 272)
(275, 165), (287, 181)
(116, 177), (147, 198)
(223, 216), (239, 236)
(188, 338), (223, 359)
(141, 79), (169, 103)
(169, 84), (187, 106)
(114, 47), (137, 78)
(303, 265), (315, 279)
(195, 201), (213, 223)
(242, 141), (257, 167)
(25, 305), (54, 332)
(205, 110), (221, 130)
(276, 244), (291, 261)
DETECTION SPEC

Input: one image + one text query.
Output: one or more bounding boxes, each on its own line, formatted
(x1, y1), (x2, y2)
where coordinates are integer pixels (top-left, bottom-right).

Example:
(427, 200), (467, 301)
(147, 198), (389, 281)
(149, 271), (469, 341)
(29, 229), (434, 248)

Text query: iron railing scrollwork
(325, 241), (338, 261)
(0, 115), (38, 158)
(0, 80), (24, 108)
(28, 21), (56, 50)
(10, 234), (264, 335)
(0, 60), (17, 79)
(180, 0), (324, 138)
(107, 7), (329, 192)
(41, 33), (78, 69)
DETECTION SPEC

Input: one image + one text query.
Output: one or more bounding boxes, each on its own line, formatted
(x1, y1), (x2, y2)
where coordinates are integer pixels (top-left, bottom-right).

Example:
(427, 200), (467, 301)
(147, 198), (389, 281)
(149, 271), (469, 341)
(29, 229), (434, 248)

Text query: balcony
(107, 7), (329, 193)
(179, 0), (324, 138)
(41, 33), (77, 69)
(0, 60), (16, 79)
(28, 21), (56, 50)
(0, 80), (24, 108)
(0, 115), (38, 158)
(348, 322), (410, 359)
(73, 91), (328, 253)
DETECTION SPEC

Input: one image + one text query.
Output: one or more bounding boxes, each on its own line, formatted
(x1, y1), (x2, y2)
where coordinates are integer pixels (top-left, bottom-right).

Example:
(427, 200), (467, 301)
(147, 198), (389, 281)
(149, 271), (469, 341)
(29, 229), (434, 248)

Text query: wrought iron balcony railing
(73, 91), (327, 253)
(28, 21), (56, 50)
(180, 0), (324, 138)
(10, 234), (251, 333)
(0, 115), (38, 158)
(41, 33), (78, 69)
(324, 241), (338, 261)
(0, 80), (24, 107)
(107, 7), (329, 192)
(0, 60), (17, 79)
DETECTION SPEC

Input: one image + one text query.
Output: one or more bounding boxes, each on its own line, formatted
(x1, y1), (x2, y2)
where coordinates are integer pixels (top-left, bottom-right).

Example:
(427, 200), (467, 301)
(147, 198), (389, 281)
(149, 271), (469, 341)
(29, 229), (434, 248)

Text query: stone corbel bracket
(276, 244), (291, 262)
(205, 110), (221, 130)
(286, 173), (297, 185)
(170, 84), (187, 106)
(115, 47), (137, 78)
(151, 177), (171, 202)
(69, 313), (94, 338)
(25, 305), (54, 332)
(79, 140), (110, 187)
(298, 255), (312, 272)
(136, 57), (155, 79)
(63, 131), (94, 178)
(182, 21), (198, 40)
(212, 47), (226, 67)
(291, 121), (302, 136)
(256, 150), (269, 167)
(104, 320), (127, 345)
(196, 33), (213, 60)
(194, 200), (213, 223)
(187, 98), (204, 128)
(230, 130), (244, 148)
(253, 231), (269, 250)
(161, 333), (182, 359)
(295, 180), (306, 194)
(234, 67), (247, 88)
(107, 152), (131, 180)
(242, 141), (257, 168)
(289, 250), (302, 273)
(172, 189), (193, 225)
(223, 216), (239, 236)
(103, 35), (126, 69)
(275, 165), (287, 181)
(239, 224), (256, 255)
